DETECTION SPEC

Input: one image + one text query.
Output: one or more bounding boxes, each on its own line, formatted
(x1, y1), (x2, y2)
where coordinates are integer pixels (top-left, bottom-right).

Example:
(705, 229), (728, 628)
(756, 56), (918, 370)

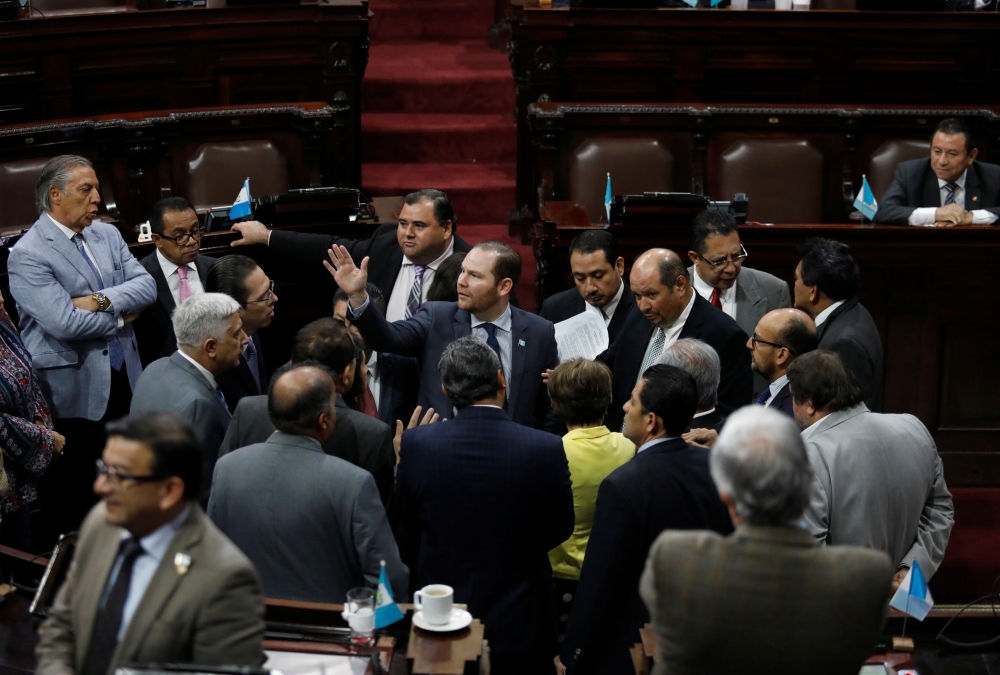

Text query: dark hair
(439, 335), (500, 409)
(290, 318), (356, 375)
(333, 283), (386, 316)
(105, 412), (202, 500)
(657, 254), (690, 288)
(205, 255), (259, 306)
(934, 117), (977, 153)
(149, 196), (197, 236)
(690, 209), (738, 255)
(404, 189), (457, 234)
(796, 238), (859, 301)
(786, 350), (864, 413)
(548, 358), (613, 426)
(267, 364), (335, 435)
(638, 364), (698, 436)
(777, 313), (818, 358)
(426, 253), (466, 303)
(568, 230), (620, 267)
(473, 241), (522, 289)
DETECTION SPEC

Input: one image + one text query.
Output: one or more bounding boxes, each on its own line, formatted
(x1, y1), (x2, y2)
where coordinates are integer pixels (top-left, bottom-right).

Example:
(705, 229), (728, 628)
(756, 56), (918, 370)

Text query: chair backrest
(372, 195), (405, 225)
(186, 141), (290, 212)
(868, 139), (930, 202)
(0, 158), (50, 235)
(717, 139), (824, 224)
(812, 0), (856, 7)
(570, 137), (674, 224)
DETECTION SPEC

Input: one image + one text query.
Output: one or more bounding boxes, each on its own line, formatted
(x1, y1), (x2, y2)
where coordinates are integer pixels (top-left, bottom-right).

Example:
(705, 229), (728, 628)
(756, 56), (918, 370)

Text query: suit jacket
(216, 331), (269, 414)
(7, 216), (156, 420)
(640, 525), (892, 675)
(353, 300), (559, 430)
(874, 158), (1000, 225)
(35, 502), (265, 675)
(560, 438), (734, 675)
(685, 409), (726, 434)
(218, 393), (396, 514)
(598, 294), (752, 431)
(538, 282), (635, 345)
(375, 351), (420, 427)
(396, 406), (574, 656)
(208, 431), (407, 603)
(765, 380), (795, 418)
(130, 352), (232, 505)
(802, 403), (954, 579)
(817, 297), (884, 412)
(133, 252), (216, 367)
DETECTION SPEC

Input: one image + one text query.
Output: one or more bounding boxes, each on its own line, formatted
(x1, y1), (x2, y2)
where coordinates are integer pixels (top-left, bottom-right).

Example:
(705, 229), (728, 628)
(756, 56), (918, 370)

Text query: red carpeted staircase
(362, 0), (536, 308)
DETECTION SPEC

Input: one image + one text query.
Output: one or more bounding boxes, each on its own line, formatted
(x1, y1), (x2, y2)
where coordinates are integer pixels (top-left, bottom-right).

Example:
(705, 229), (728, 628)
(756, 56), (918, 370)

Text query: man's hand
(935, 203), (967, 225)
(71, 296), (99, 312)
(891, 567), (909, 593)
(229, 220), (271, 247)
(393, 406), (440, 465)
(683, 428), (719, 449)
(122, 313), (141, 325)
(554, 656), (566, 675)
(541, 368), (554, 385)
(324, 245), (370, 307)
(51, 431), (66, 455)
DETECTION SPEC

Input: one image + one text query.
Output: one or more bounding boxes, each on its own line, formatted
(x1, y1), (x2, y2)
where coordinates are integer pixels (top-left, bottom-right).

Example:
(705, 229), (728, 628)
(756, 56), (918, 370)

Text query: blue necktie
(757, 387), (772, 405)
(72, 234), (124, 371)
(81, 537), (144, 675)
(943, 182), (958, 206)
(244, 339), (261, 393)
(481, 323), (508, 410)
(215, 387), (230, 415)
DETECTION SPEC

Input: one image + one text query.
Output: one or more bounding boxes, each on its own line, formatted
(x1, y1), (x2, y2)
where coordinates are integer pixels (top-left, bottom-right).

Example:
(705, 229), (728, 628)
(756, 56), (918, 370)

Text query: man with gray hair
(396, 336), (573, 675)
(656, 338), (725, 432)
(131, 292), (247, 504)
(8, 154), (156, 546)
(640, 406), (893, 675)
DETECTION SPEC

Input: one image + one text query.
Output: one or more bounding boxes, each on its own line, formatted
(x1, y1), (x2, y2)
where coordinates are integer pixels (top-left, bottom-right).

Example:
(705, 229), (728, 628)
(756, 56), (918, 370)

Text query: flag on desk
(229, 178), (252, 220)
(889, 560), (934, 621)
(854, 174), (878, 221)
(374, 560), (404, 628)
(604, 173), (612, 225)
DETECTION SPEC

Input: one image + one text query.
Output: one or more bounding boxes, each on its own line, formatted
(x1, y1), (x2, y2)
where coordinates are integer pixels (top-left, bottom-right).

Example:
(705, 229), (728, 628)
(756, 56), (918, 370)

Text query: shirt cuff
(266, 230), (272, 246)
(908, 208), (937, 226)
(346, 295), (370, 318)
(117, 317), (124, 329)
(972, 210), (999, 225)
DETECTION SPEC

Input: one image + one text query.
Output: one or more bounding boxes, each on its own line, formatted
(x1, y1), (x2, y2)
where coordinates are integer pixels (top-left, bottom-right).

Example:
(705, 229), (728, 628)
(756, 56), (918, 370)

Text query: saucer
(412, 608), (473, 632)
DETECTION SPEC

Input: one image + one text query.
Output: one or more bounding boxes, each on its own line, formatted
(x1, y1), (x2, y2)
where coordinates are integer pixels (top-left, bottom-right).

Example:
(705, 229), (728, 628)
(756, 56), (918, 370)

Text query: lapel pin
(973, 196), (979, 202)
(174, 552), (191, 575)
(518, 339), (526, 347)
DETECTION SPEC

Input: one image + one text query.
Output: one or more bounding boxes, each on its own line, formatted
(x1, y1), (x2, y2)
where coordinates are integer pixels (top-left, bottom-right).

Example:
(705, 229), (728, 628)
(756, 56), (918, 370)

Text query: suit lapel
(966, 164), (983, 210)
(145, 255), (177, 316)
(453, 307), (472, 341)
(507, 309), (528, 414)
(86, 227), (115, 287)
(922, 165), (942, 207)
(195, 255), (215, 284)
(40, 217), (104, 291)
(171, 352), (229, 416)
(679, 293), (706, 340)
(74, 524), (124, 663)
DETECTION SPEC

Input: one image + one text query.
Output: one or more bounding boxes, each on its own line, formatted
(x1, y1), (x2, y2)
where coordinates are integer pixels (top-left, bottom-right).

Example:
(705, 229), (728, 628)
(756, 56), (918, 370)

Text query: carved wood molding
(528, 103), (1000, 120)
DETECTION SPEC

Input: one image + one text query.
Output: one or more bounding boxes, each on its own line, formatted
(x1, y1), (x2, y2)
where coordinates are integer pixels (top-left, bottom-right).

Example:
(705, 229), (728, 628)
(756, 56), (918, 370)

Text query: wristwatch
(93, 291), (107, 312)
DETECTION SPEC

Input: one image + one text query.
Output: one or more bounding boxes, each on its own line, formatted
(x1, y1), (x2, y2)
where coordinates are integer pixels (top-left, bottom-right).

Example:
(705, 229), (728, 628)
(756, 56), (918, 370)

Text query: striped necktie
(943, 182), (958, 206)
(405, 265), (426, 319)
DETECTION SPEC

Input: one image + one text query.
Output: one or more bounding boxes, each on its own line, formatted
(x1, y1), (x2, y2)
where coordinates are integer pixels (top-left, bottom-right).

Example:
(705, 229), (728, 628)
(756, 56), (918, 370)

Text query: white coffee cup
(792, 0), (810, 8)
(775, 0), (792, 8)
(731, 0), (749, 9)
(414, 584), (454, 626)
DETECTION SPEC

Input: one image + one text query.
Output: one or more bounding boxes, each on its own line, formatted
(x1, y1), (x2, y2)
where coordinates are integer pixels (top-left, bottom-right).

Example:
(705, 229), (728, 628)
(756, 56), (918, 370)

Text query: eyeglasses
(750, 333), (795, 355)
(158, 228), (204, 246)
(245, 280), (275, 307)
(95, 459), (163, 487)
(698, 245), (748, 270)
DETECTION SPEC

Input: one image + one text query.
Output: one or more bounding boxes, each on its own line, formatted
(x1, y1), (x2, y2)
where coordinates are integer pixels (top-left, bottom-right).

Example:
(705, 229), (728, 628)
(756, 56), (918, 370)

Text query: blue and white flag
(604, 172), (612, 225)
(853, 174), (878, 221)
(229, 178), (252, 220)
(374, 560), (404, 628)
(889, 560), (934, 621)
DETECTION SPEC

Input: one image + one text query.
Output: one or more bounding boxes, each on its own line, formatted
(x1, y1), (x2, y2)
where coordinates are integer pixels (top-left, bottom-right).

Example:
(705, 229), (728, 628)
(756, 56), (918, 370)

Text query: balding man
(749, 308), (818, 418)
(208, 365), (407, 603)
(598, 249), (752, 431)
(657, 338), (726, 433)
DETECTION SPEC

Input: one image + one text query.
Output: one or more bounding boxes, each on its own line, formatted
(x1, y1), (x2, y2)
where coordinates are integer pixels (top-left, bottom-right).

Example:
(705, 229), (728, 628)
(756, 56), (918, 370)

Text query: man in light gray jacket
(788, 350), (954, 590)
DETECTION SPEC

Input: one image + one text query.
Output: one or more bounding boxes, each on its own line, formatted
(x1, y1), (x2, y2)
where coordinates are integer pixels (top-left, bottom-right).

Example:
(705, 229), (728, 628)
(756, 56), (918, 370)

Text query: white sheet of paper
(554, 311), (609, 362)
(264, 650), (369, 675)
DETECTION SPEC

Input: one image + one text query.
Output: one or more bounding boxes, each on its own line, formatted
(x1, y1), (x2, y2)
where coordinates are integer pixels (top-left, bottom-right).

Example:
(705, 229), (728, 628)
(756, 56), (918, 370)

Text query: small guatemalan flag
(604, 172), (612, 225)
(889, 559), (934, 621)
(229, 178), (252, 220)
(853, 174), (878, 221)
(374, 560), (404, 628)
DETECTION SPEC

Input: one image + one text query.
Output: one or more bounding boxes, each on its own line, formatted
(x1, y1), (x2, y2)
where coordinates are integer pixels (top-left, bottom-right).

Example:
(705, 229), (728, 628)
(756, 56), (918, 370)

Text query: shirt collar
(402, 238), (456, 271)
(177, 349), (217, 389)
(470, 303), (512, 332)
(938, 168), (968, 190)
(692, 266), (736, 302)
(119, 503), (192, 562)
(813, 299), (845, 328)
(156, 249), (197, 279)
(636, 437), (677, 454)
(602, 278), (626, 318)
(769, 373), (789, 397)
(666, 290), (697, 331)
(46, 212), (80, 240)
(692, 408), (716, 419)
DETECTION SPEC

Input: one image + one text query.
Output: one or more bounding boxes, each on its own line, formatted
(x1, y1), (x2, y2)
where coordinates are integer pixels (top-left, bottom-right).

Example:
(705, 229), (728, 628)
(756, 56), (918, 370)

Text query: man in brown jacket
(36, 412), (265, 675)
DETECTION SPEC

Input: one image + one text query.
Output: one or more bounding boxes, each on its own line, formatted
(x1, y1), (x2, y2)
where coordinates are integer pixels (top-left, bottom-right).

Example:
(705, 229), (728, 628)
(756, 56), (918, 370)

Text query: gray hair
(36, 155), (93, 214)
(656, 338), (720, 409)
(438, 335), (500, 409)
(268, 364), (335, 435)
(172, 293), (241, 348)
(710, 406), (813, 526)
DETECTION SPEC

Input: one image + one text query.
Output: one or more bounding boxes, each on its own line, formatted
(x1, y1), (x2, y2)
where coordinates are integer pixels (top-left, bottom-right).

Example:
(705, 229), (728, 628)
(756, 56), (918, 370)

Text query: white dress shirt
(813, 299), (845, 328)
(763, 373), (789, 407)
(367, 351), (381, 413)
(692, 268), (737, 320)
(584, 278), (626, 328)
(177, 349), (218, 389)
(639, 290), (696, 369)
(908, 168), (999, 226)
(155, 250), (205, 306)
(470, 304), (513, 391)
(385, 239), (456, 322)
(692, 407), (717, 420)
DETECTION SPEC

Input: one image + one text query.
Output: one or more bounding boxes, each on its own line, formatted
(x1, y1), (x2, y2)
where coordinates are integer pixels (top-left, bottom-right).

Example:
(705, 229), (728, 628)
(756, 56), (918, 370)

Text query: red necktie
(359, 384), (378, 418)
(711, 288), (723, 310)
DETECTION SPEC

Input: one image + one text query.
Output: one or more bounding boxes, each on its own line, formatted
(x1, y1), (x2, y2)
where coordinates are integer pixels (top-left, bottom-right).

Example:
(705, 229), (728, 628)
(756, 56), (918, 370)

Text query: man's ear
(687, 250), (700, 266)
(497, 277), (514, 298)
(615, 256), (626, 276)
(441, 220), (454, 239)
(339, 363), (353, 389)
(203, 337), (217, 359)
(969, 147), (979, 163)
(808, 284), (820, 305)
(496, 370), (507, 393)
(158, 477), (186, 511)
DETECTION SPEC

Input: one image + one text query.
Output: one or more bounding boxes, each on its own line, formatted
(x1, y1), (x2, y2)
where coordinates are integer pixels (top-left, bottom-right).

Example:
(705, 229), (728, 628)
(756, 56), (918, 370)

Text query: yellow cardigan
(549, 425), (635, 580)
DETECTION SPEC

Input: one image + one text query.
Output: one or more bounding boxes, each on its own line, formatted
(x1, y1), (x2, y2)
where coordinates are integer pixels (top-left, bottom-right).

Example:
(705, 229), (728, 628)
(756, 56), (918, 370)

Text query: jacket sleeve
(873, 164), (919, 225)
(536, 321), (562, 432)
(902, 450), (955, 579)
(102, 231), (157, 317)
(351, 472), (409, 599)
(269, 227), (382, 268)
(803, 443), (832, 544)
(217, 400), (247, 459)
(352, 299), (432, 359)
(192, 561), (266, 666)
(715, 326), (753, 415)
(827, 335), (877, 408)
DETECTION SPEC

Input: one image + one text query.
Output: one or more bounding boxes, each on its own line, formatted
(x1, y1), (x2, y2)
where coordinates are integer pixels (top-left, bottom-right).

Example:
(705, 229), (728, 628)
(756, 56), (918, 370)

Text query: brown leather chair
(868, 139), (930, 202)
(372, 195), (405, 225)
(716, 139), (824, 224)
(186, 141), (290, 212)
(0, 158), (50, 235)
(569, 137), (674, 224)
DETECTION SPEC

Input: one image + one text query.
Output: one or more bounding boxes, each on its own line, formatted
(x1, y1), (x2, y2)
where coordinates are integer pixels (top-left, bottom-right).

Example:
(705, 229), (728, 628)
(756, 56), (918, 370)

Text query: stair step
(370, 0), (495, 41)
(362, 113), (516, 163)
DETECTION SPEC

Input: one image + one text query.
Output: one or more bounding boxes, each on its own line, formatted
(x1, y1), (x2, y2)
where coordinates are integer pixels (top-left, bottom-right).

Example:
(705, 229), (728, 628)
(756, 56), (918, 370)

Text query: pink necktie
(177, 266), (193, 304)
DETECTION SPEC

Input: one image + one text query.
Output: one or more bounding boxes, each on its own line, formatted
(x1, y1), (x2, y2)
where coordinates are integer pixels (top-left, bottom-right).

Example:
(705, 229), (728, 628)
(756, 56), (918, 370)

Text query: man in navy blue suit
(326, 240), (559, 430)
(396, 336), (574, 675)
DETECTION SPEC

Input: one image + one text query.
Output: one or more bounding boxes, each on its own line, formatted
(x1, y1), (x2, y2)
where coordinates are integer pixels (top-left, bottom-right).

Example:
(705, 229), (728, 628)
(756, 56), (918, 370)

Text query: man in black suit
(875, 117), (1000, 226)
(396, 336), (574, 675)
(539, 230), (634, 344)
(557, 364), (733, 675)
(231, 189), (472, 321)
(133, 197), (216, 367)
(205, 255), (275, 412)
(657, 338), (726, 433)
(328, 240), (559, 430)
(793, 238), (883, 412)
(749, 308), (818, 418)
(598, 249), (752, 431)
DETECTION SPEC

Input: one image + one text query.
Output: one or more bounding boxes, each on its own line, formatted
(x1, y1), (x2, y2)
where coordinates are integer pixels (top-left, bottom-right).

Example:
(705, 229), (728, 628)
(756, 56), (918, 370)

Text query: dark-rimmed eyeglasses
(698, 245), (748, 270)
(245, 280), (275, 307)
(95, 459), (163, 487)
(157, 229), (204, 246)
(750, 333), (795, 355)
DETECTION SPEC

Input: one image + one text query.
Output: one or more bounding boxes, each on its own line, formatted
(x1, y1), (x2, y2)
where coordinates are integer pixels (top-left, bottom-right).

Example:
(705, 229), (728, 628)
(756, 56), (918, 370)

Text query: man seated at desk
(875, 117), (1000, 227)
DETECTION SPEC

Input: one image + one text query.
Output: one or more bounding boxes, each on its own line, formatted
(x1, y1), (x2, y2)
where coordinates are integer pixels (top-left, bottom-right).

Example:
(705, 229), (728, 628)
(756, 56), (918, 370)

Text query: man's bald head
(267, 364), (337, 438)
(630, 248), (692, 328)
(749, 308), (818, 382)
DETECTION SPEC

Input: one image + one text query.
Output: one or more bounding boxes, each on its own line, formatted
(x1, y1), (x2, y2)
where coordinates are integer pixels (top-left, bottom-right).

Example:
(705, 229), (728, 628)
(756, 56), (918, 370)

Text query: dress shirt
(639, 291), (696, 369)
(471, 304), (513, 390)
(692, 407), (717, 420)
(48, 213), (125, 329)
(908, 169), (999, 225)
(367, 351), (381, 413)
(155, 250), (205, 306)
(385, 239), (456, 322)
(692, 268), (737, 320)
(763, 374), (789, 408)
(636, 437), (677, 454)
(177, 349), (217, 389)
(102, 503), (192, 640)
(813, 300), (845, 328)
(583, 278), (626, 327)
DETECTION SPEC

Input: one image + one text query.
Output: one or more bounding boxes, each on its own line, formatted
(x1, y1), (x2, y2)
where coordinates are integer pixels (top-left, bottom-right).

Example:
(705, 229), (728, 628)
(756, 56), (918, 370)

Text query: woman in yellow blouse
(546, 358), (635, 636)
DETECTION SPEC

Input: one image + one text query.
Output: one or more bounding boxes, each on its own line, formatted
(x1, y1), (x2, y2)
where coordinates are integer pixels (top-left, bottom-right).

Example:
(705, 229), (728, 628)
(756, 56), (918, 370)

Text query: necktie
(481, 323), (508, 409)
(359, 384), (378, 417)
(637, 328), (666, 384)
(72, 234), (125, 371)
(176, 265), (193, 304)
(711, 287), (723, 310)
(757, 387), (772, 405)
(215, 386), (231, 416)
(81, 537), (145, 675)
(405, 265), (427, 319)
(243, 339), (261, 393)
(944, 182), (958, 206)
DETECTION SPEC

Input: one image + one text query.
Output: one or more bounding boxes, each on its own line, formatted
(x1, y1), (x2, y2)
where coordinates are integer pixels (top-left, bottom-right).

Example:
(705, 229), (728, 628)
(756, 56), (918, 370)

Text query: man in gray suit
(131, 293), (247, 505)
(788, 350), (954, 589)
(8, 155), (157, 546)
(208, 365), (407, 604)
(641, 406), (892, 675)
